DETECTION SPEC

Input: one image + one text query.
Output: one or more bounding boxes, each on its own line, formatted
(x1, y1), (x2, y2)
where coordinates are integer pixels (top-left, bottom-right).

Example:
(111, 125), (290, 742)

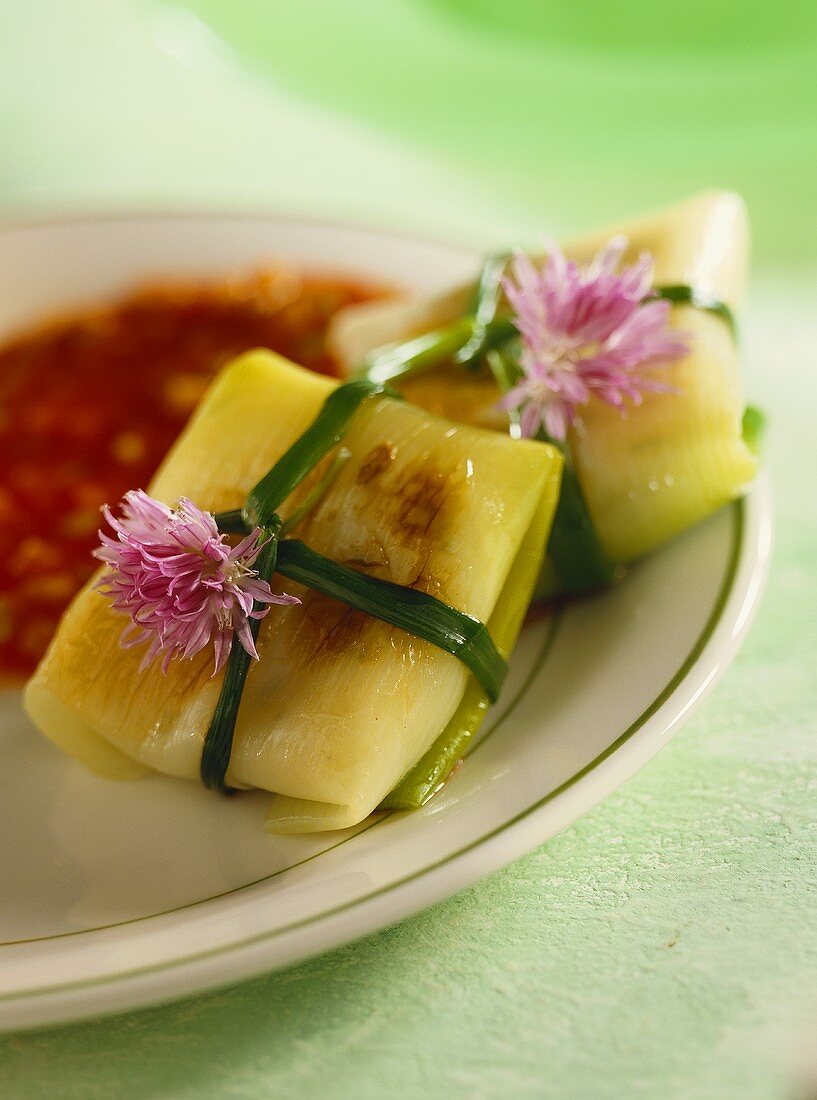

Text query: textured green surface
(1, 4), (816, 1097)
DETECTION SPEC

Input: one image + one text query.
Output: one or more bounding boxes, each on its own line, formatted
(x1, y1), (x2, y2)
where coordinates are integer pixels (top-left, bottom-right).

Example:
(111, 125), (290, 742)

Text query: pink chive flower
(93, 490), (299, 675)
(499, 236), (691, 441)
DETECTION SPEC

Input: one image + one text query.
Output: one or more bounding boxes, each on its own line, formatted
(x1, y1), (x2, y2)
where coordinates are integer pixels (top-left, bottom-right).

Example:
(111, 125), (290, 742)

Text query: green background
(1, 2), (816, 1097)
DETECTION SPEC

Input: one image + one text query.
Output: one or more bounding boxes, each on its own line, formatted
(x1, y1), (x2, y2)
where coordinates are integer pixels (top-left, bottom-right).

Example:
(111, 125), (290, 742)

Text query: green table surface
(1, 3), (815, 1097)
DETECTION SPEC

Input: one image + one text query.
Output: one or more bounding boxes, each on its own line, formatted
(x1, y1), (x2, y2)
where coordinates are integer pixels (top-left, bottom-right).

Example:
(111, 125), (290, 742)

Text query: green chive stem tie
(654, 284), (737, 336)
(276, 539), (506, 703)
(359, 281), (733, 392)
(454, 252), (511, 370)
(360, 317), (517, 386)
(243, 379), (396, 529)
(200, 529), (280, 793)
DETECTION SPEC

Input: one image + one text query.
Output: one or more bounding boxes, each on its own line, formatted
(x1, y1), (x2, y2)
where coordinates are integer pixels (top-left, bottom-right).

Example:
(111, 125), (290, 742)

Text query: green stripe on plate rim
(0, 501), (743, 1004)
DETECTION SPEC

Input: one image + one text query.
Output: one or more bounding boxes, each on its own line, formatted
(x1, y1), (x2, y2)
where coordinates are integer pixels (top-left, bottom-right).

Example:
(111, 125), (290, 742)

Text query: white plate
(0, 213), (772, 1032)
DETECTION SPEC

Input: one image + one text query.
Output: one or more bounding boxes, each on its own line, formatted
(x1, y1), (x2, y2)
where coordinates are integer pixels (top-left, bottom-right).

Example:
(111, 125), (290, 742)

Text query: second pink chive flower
(94, 490), (299, 674)
(500, 236), (691, 440)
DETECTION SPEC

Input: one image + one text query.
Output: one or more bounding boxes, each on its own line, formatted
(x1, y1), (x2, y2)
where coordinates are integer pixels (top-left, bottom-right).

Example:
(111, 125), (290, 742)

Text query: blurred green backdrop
(154, 0), (817, 265)
(1, 4), (817, 1099)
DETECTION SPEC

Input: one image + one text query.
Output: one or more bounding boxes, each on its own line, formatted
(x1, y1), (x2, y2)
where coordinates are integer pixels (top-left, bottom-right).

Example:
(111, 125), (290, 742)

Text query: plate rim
(0, 211), (773, 1031)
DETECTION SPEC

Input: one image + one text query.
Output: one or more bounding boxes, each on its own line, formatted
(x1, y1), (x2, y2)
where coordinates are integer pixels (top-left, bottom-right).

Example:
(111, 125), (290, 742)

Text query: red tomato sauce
(0, 268), (385, 680)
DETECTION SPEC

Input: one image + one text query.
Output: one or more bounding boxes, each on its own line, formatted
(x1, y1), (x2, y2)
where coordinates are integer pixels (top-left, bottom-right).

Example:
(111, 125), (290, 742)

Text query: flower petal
(502, 235), (690, 434)
(94, 491), (299, 675)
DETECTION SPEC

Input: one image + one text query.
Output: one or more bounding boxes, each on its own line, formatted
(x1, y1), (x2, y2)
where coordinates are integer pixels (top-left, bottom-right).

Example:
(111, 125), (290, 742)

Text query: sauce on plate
(0, 268), (385, 679)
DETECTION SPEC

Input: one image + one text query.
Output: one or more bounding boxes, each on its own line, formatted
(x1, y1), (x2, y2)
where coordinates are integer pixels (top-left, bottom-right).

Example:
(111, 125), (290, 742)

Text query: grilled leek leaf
(25, 350), (562, 832)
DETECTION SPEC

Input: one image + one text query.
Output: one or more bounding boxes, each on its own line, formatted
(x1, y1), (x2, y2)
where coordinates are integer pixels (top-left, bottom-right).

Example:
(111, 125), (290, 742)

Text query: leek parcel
(25, 351), (562, 832)
(329, 191), (757, 565)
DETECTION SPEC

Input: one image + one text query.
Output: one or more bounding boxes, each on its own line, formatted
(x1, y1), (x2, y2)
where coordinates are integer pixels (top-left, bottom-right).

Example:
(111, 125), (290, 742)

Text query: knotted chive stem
(200, 528), (280, 793)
